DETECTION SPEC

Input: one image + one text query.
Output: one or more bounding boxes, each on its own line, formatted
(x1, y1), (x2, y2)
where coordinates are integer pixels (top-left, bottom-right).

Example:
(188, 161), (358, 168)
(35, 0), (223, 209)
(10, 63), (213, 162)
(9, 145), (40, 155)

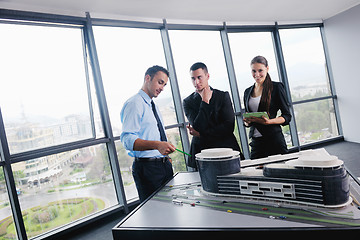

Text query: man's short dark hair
(145, 65), (169, 80)
(190, 62), (208, 73)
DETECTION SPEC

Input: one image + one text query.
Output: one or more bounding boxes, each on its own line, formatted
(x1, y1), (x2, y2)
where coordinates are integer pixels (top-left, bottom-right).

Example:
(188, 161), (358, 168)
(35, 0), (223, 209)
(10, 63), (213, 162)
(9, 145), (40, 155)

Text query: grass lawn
(0, 197), (105, 239)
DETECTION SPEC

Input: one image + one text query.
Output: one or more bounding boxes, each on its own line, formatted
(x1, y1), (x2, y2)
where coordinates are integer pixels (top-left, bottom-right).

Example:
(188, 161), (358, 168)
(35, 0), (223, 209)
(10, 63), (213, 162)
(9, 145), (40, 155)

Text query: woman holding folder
(243, 56), (292, 159)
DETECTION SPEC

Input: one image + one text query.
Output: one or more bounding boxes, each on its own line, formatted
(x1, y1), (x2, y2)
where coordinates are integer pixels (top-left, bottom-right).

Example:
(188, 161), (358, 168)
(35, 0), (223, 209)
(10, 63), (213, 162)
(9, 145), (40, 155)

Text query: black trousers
(132, 159), (173, 202)
(249, 134), (288, 160)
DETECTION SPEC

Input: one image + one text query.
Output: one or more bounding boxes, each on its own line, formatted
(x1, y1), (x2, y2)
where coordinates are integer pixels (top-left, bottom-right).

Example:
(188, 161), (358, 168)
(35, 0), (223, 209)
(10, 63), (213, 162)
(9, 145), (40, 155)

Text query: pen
(175, 148), (192, 157)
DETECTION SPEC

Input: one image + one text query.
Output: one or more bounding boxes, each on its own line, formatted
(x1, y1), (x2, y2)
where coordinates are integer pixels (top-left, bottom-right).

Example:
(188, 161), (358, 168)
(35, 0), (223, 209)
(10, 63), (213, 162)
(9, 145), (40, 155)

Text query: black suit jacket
(183, 88), (242, 168)
(243, 81), (292, 139)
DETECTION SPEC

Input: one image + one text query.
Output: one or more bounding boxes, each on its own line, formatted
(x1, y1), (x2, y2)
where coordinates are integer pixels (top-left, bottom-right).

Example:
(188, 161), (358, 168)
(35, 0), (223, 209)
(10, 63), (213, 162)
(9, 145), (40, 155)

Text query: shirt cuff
(120, 133), (138, 151)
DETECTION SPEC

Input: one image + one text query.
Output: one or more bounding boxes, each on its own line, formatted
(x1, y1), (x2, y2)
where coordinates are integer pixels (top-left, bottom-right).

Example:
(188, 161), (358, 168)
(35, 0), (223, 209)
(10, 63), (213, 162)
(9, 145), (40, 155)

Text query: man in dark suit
(183, 62), (244, 169)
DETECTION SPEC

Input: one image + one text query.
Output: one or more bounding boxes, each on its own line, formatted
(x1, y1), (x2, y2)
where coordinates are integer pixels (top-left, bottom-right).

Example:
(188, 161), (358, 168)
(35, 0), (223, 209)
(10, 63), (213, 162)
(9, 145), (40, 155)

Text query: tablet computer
(243, 112), (269, 119)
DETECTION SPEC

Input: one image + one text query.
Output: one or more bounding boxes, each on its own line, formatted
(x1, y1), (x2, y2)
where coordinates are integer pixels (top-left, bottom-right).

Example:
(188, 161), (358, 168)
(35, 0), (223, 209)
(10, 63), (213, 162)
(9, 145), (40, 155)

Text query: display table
(113, 172), (360, 239)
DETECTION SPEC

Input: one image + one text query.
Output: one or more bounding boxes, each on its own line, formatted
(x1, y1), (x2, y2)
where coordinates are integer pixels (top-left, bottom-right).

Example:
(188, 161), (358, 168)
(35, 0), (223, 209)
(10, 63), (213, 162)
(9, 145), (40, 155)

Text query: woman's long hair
(250, 56), (273, 114)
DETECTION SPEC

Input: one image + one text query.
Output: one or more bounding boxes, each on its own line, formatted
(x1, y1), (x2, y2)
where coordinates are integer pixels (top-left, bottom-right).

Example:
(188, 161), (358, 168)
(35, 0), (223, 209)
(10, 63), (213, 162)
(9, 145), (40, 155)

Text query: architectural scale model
(196, 148), (351, 208)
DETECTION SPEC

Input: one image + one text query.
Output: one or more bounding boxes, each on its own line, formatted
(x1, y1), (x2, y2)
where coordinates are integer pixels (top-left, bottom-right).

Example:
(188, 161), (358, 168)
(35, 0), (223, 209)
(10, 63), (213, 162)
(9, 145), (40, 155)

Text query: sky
(0, 22), (327, 130)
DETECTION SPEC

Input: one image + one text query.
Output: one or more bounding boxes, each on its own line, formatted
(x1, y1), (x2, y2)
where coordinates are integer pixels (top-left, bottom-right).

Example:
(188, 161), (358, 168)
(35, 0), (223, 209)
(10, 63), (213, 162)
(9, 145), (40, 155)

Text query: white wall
(324, 4), (360, 143)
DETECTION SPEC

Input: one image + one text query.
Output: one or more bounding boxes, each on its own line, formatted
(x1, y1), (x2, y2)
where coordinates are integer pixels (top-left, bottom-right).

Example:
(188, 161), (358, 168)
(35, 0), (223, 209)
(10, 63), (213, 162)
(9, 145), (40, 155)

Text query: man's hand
(187, 124), (200, 137)
(156, 141), (176, 155)
(197, 86), (213, 104)
(133, 138), (175, 155)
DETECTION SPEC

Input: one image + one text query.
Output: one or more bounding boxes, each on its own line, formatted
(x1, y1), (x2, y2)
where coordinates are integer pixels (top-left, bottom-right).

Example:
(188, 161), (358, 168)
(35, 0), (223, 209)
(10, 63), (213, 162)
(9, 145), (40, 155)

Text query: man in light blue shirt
(120, 65), (175, 202)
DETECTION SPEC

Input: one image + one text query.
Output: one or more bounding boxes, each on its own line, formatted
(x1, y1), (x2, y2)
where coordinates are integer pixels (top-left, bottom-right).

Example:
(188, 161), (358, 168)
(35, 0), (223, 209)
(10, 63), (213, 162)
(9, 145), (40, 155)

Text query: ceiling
(1, 0), (360, 24)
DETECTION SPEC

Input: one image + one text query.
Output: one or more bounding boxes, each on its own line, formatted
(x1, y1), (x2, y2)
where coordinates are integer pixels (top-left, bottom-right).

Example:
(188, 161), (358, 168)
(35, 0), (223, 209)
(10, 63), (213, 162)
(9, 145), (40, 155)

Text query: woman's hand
(243, 116), (271, 125)
(243, 116), (285, 125)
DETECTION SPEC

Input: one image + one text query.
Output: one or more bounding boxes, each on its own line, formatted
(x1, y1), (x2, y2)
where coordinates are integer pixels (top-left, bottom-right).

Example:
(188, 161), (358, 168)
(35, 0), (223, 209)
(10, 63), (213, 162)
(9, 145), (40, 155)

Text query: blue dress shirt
(120, 89), (166, 158)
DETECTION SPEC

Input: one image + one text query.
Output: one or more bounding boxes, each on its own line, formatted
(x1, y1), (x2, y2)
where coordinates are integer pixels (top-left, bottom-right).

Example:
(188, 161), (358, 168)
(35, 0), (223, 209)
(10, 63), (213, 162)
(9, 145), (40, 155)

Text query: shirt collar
(139, 89), (152, 106)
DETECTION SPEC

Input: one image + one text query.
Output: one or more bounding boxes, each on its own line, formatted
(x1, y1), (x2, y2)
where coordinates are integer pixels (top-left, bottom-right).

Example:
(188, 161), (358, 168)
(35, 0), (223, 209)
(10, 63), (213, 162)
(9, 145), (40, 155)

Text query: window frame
(277, 24), (342, 148)
(0, 9), (343, 240)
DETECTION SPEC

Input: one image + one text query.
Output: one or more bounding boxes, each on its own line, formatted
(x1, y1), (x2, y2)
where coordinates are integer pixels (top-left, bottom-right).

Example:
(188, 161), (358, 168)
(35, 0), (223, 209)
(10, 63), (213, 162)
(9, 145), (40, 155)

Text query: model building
(196, 148), (350, 208)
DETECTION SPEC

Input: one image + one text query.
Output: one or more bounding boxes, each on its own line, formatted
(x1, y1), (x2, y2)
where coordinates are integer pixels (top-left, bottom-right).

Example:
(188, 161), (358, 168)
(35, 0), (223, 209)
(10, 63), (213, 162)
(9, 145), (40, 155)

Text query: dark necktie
(151, 101), (167, 142)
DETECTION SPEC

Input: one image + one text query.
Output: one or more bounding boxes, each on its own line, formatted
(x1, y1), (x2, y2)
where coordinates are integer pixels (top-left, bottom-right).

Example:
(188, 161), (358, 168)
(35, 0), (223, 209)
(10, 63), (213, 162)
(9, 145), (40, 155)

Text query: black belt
(135, 156), (169, 162)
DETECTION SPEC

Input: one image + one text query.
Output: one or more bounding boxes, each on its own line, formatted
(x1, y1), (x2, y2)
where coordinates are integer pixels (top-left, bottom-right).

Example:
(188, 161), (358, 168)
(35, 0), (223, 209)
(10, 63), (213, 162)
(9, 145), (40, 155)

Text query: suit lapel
(245, 84), (255, 112)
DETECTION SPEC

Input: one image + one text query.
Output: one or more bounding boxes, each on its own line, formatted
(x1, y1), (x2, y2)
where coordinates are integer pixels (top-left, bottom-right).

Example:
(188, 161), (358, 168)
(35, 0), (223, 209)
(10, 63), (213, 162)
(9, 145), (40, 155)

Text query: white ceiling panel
(0, 0), (360, 24)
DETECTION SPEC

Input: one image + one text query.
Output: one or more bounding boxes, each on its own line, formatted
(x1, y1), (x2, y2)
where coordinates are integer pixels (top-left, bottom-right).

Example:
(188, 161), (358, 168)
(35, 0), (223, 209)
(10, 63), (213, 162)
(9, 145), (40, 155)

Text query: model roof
(285, 148), (343, 168)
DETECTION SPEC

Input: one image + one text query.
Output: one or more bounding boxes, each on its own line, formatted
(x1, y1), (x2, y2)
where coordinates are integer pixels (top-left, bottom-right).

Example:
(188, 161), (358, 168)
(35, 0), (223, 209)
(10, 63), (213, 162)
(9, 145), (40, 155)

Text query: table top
(114, 171), (360, 237)
(118, 172), (322, 230)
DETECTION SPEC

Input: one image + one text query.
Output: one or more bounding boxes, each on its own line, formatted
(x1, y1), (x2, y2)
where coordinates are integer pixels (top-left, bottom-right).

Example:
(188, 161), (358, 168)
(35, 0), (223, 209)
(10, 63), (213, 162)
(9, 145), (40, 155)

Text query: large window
(279, 28), (332, 101)
(280, 27), (339, 144)
(228, 32), (280, 108)
(0, 12), (343, 240)
(169, 30), (231, 100)
(227, 31), (291, 147)
(93, 26), (175, 134)
(168, 30), (242, 147)
(93, 26), (184, 200)
(0, 22), (121, 239)
(0, 24), (93, 154)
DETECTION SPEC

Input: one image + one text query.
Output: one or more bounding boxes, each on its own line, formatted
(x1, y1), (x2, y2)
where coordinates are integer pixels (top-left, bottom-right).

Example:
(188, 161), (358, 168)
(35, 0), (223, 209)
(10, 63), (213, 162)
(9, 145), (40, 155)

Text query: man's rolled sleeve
(120, 132), (138, 151)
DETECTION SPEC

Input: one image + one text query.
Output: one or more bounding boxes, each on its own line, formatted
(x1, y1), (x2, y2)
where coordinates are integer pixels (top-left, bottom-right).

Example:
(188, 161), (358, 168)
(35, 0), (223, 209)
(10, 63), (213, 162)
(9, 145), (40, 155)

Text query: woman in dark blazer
(243, 56), (291, 159)
(183, 62), (244, 169)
